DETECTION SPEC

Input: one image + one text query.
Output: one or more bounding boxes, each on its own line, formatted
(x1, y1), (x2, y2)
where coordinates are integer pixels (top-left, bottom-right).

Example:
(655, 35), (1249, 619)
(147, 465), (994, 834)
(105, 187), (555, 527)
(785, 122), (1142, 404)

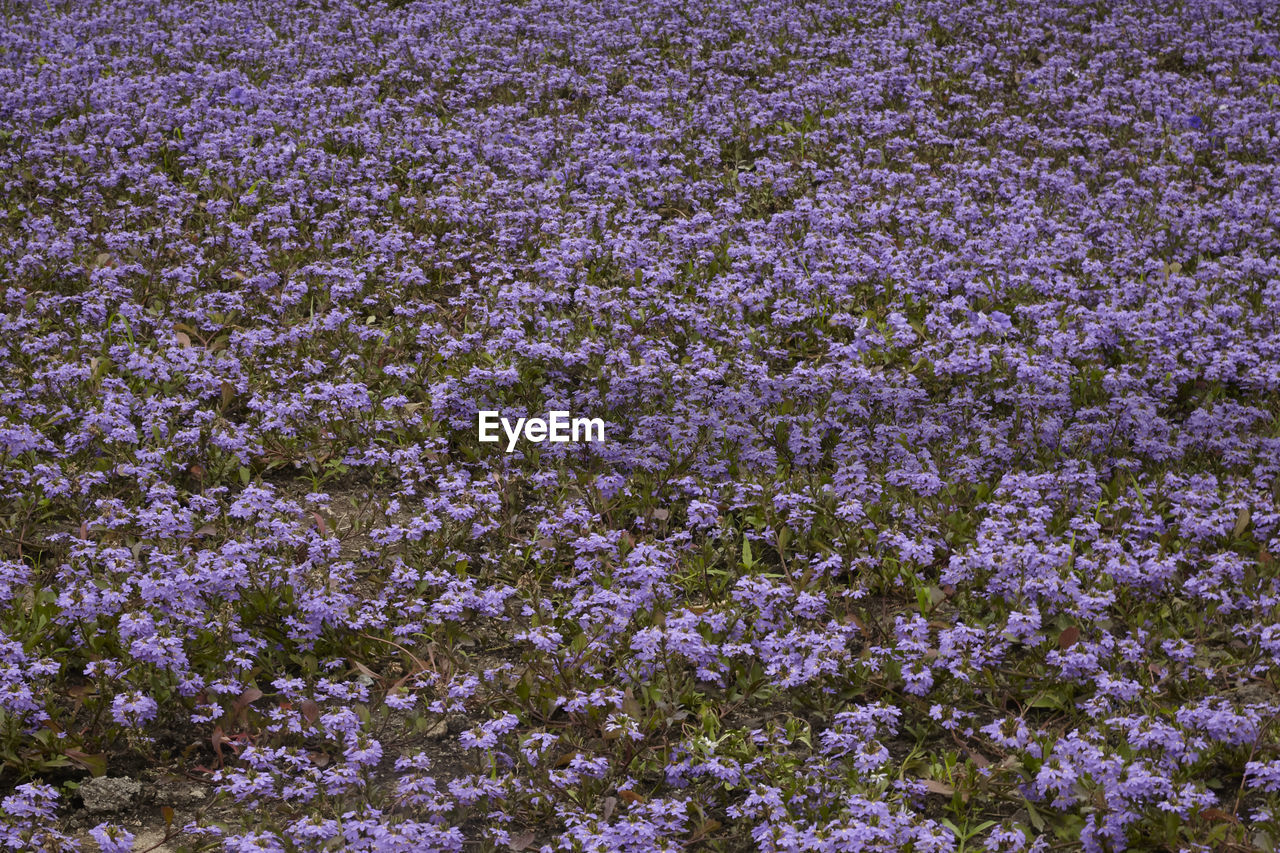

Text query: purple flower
(90, 823), (136, 853)
(111, 692), (158, 728)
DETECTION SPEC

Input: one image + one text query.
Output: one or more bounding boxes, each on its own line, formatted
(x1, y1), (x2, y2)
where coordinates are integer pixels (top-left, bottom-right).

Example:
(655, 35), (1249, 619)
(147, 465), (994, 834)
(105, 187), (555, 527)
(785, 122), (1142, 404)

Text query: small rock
(131, 830), (177, 853)
(1230, 680), (1276, 704)
(80, 776), (142, 814)
(152, 781), (206, 807)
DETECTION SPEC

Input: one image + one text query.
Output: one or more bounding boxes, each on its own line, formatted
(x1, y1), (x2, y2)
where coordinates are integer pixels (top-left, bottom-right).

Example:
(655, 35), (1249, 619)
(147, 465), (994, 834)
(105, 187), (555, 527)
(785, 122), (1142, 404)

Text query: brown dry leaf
(1058, 626), (1080, 650)
(618, 789), (646, 804)
(621, 688), (642, 720)
(922, 779), (954, 797)
(64, 749), (107, 777)
(507, 830), (537, 851)
(235, 687), (264, 709)
(1234, 507), (1252, 538)
(211, 726), (228, 762)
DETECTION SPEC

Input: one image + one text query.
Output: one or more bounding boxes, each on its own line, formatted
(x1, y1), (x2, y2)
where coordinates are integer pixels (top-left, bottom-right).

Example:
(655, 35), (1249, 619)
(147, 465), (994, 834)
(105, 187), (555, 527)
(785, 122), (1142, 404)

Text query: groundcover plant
(2, 0), (1280, 849)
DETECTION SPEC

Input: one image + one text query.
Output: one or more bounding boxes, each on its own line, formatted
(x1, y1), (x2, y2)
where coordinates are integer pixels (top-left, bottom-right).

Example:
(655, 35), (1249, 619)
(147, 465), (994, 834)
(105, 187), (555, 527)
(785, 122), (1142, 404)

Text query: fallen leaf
(233, 687), (264, 714)
(64, 750), (107, 777)
(621, 688), (642, 720)
(922, 779), (954, 797)
(1234, 506), (1251, 538)
(507, 830), (536, 851)
(211, 726), (228, 763)
(65, 684), (97, 705)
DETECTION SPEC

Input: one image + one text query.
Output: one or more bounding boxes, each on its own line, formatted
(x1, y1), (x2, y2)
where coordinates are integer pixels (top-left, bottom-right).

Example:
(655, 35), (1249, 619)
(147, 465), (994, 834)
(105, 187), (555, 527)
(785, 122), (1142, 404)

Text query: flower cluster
(2, 0), (1280, 849)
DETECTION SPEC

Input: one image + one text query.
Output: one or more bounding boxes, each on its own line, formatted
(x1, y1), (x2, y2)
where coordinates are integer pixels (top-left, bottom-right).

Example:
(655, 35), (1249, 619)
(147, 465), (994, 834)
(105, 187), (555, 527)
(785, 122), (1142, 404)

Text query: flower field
(3, 0), (1280, 849)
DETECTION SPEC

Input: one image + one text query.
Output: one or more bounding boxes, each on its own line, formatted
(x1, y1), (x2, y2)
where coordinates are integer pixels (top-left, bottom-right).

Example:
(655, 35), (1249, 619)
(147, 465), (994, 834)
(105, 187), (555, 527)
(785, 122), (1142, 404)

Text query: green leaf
(1028, 692), (1066, 711)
